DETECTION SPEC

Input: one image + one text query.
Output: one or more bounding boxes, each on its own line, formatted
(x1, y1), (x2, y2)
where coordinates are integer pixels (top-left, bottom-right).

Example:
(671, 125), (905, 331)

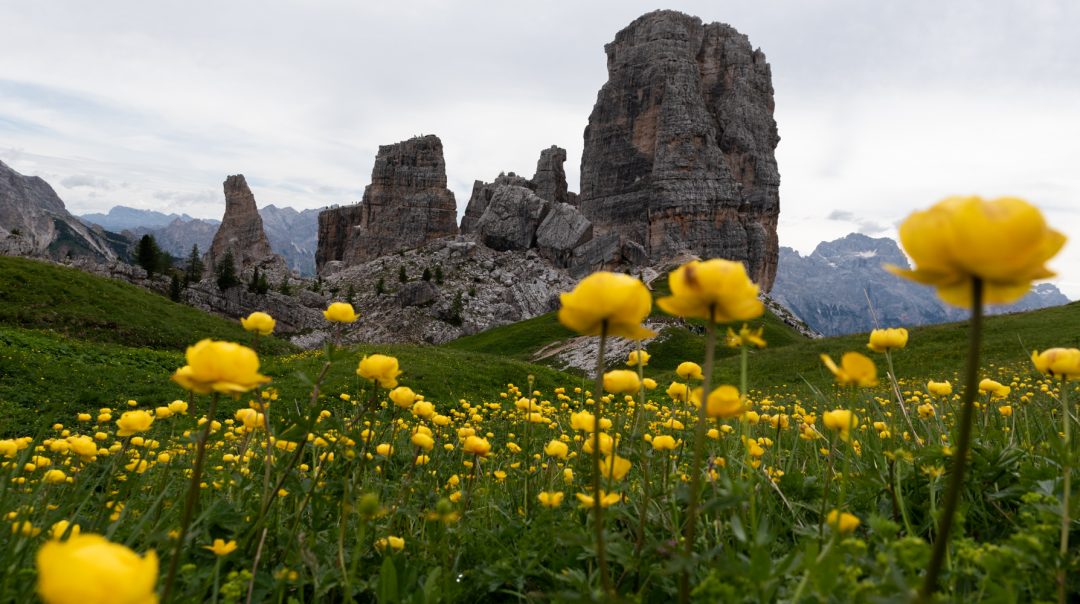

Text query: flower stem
(1058, 376), (1072, 604)
(918, 277), (983, 602)
(679, 309), (716, 604)
(163, 392), (220, 604)
(592, 322), (613, 596)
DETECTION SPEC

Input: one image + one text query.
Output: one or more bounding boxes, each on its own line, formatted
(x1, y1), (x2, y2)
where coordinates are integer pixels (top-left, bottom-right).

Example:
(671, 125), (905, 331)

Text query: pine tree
(398, 265), (408, 283)
(422, 267), (432, 282)
(375, 277), (385, 295)
(215, 250), (239, 290)
(185, 244), (204, 283)
(137, 235), (161, 277)
(434, 264), (444, 285)
(169, 273), (182, 301)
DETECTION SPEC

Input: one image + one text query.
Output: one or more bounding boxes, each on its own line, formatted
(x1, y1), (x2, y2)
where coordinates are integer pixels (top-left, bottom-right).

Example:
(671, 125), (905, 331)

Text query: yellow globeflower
(978, 378), (1011, 399)
(172, 340), (270, 395)
(651, 435), (677, 451)
(388, 386), (416, 408)
(657, 259), (764, 323)
(463, 435), (491, 457)
(43, 469), (68, 484)
(666, 381), (690, 402)
(557, 272), (655, 339)
(357, 355), (402, 389)
(826, 509), (861, 534)
(204, 539), (238, 556)
(48, 520), (80, 541)
(375, 536), (405, 551)
(576, 490), (622, 508)
(705, 385), (744, 419)
(888, 196), (1066, 307)
(240, 311), (275, 335)
(323, 302), (359, 323)
(603, 370), (641, 394)
(927, 380), (953, 397)
(626, 350), (650, 367)
(410, 432), (435, 451)
(821, 352), (878, 387)
(676, 362), (704, 381)
(823, 410), (859, 442)
(544, 439), (569, 460)
(642, 378), (658, 390)
(1031, 348), (1080, 380)
(867, 328), (908, 353)
(537, 491), (565, 508)
(36, 533), (158, 604)
(600, 455), (632, 481)
(411, 401), (435, 418)
(235, 408), (261, 431)
(115, 411), (154, 437)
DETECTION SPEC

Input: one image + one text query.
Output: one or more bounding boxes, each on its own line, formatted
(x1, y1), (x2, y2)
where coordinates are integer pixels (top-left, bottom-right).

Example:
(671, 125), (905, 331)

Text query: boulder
(473, 185), (549, 251)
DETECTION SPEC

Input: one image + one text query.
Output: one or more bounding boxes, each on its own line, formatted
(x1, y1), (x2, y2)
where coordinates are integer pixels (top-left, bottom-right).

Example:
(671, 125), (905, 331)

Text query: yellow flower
(1031, 348), (1080, 380)
(823, 410), (859, 441)
(43, 469), (68, 484)
(204, 539), (237, 556)
(998, 405), (1013, 417)
(357, 355), (402, 389)
(544, 439), (569, 460)
(826, 510), (860, 534)
(537, 491), (564, 508)
(927, 380), (953, 396)
(48, 520), (80, 541)
(651, 435), (677, 451)
(979, 378), (1011, 399)
(603, 370), (641, 394)
(726, 324), (767, 348)
(411, 433), (434, 451)
(867, 328), (908, 353)
(76, 413), (91, 422)
(626, 350), (650, 367)
(705, 385), (744, 419)
(36, 533), (158, 604)
(642, 378), (657, 390)
(676, 362), (703, 381)
(666, 381), (690, 402)
(887, 196), (1066, 307)
(171, 340), (270, 395)
(168, 400), (189, 415)
(576, 490), (621, 508)
(657, 259), (764, 323)
(463, 435), (491, 457)
(600, 455), (632, 481)
(411, 401), (435, 418)
(323, 302), (359, 323)
(375, 443), (393, 456)
(240, 311), (275, 335)
(115, 411), (154, 437)
(557, 272), (655, 339)
(821, 352), (878, 387)
(388, 386), (416, 408)
(375, 536), (405, 551)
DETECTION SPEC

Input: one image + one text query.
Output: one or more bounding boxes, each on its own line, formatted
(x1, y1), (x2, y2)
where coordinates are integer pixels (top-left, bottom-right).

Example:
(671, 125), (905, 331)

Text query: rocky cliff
(579, 10), (780, 290)
(0, 160), (120, 263)
(316, 135), (459, 273)
(206, 175), (287, 278)
(772, 233), (1071, 336)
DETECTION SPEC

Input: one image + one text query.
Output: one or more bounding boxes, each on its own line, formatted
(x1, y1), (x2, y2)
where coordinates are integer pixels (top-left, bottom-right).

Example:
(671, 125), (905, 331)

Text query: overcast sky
(1, 0), (1078, 297)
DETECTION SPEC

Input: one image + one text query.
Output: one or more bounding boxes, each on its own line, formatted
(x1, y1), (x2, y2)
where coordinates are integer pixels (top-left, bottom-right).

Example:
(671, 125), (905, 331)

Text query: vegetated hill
(0, 256), (292, 352)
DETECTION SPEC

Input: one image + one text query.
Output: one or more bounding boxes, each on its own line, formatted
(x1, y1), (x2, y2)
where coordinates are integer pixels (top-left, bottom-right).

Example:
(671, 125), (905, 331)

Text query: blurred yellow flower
(603, 370), (641, 394)
(823, 410), (859, 441)
(626, 350), (650, 367)
(389, 386), (416, 408)
(240, 311), (275, 335)
(410, 432), (435, 451)
(375, 536), (405, 551)
(576, 490), (621, 508)
(557, 272), (655, 339)
(115, 411), (154, 437)
(323, 302), (359, 323)
(888, 196), (1065, 307)
(826, 509), (860, 534)
(600, 455), (631, 481)
(657, 259), (764, 323)
(651, 435), (677, 451)
(821, 352), (878, 387)
(867, 328), (908, 353)
(676, 362), (703, 381)
(172, 340), (270, 395)
(357, 355), (402, 389)
(726, 325), (766, 348)
(1031, 348), (1080, 380)
(537, 491), (564, 508)
(666, 381), (690, 402)
(36, 533), (158, 604)
(48, 520), (79, 541)
(544, 439), (569, 460)
(463, 435), (491, 457)
(705, 385), (744, 419)
(927, 380), (953, 396)
(43, 469), (68, 484)
(979, 378), (1011, 399)
(642, 378), (657, 390)
(412, 401), (435, 418)
(204, 539), (237, 556)
(998, 405), (1013, 417)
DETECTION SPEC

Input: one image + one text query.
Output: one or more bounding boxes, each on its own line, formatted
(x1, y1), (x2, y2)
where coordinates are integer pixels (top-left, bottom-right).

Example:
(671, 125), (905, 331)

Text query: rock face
(0, 160), (120, 262)
(771, 233), (1072, 336)
(206, 175), (287, 278)
(579, 10), (780, 290)
(315, 135), (458, 273)
(532, 145), (569, 205)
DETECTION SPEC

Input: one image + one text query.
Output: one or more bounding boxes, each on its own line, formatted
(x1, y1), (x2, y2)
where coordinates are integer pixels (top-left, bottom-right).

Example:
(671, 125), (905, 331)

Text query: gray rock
(569, 232), (622, 278)
(473, 185), (549, 251)
(532, 145), (569, 204)
(535, 203), (593, 267)
(206, 175), (289, 282)
(396, 280), (439, 307)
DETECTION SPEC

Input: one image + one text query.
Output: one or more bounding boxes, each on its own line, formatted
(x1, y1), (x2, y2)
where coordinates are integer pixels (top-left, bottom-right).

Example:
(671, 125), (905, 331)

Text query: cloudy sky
(2, 1), (1078, 297)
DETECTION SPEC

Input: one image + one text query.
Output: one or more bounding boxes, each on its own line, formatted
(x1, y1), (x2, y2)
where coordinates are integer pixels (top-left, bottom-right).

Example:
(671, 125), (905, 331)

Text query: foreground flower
(704, 385), (744, 419)
(676, 362), (703, 381)
(1031, 348), (1080, 380)
(37, 533), (158, 604)
(323, 302), (359, 323)
(576, 491), (622, 508)
(823, 410), (859, 442)
(172, 339), (270, 395)
(821, 352), (878, 387)
(388, 386), (416, 408)
(537, 491), (565, 508)
(927, 380), (953, 397)
(557, 272), (654, 339)
(357, 355), (402, 389)
(204, 539), (237, 557)
(240, 311), (275, 335)
(867, 328), (908, 353)
(603, 370), (641, 394)
(115, 410), (154, 437)
(657, 259), (764, 323)
(826, 510), (860, 534)
(887, 195), (1066, 307)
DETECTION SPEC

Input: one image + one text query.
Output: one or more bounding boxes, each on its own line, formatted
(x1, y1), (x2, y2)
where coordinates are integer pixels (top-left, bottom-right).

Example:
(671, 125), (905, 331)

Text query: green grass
(0, 256), (292, 352)
(442, 312), (576, 360)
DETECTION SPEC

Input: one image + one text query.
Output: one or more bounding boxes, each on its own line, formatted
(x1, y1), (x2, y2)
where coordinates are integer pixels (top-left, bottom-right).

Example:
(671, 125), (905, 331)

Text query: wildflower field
(1, 196), (1078, 603)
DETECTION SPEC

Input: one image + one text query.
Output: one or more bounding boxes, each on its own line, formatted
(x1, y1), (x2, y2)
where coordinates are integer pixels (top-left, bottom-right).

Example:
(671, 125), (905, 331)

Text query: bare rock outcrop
(532, 145), (569, 205)
(0, 160), (120, 263)
(316, 135), (458, 273)
(206, 175), (287, 279)
(579, 10), (780, 290)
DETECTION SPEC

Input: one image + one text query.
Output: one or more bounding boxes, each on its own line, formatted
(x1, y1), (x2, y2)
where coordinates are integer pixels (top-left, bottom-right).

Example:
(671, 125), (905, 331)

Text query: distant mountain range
(771, 233), (1070, 336)
(79, 204), (320, 275)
